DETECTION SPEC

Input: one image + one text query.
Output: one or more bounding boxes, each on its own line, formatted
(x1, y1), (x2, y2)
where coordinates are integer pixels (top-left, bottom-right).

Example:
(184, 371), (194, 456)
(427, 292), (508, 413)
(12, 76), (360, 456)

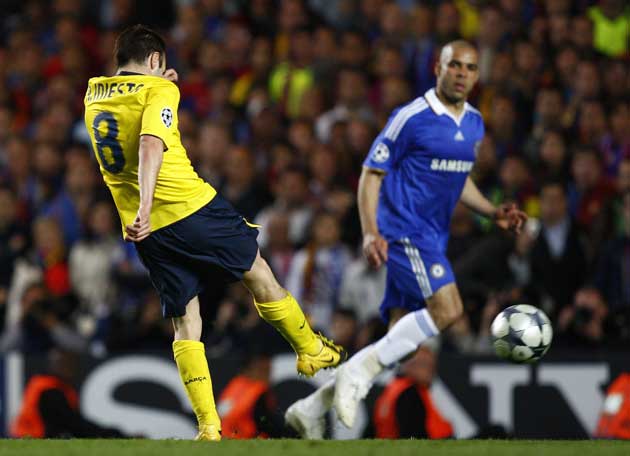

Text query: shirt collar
(424, 88), (470, 126)
(425, 88), (446, 115)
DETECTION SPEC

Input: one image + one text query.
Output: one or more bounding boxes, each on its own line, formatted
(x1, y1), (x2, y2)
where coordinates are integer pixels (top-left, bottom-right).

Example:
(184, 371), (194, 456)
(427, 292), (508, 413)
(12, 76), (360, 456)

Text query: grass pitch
(0, 439), (629, 456)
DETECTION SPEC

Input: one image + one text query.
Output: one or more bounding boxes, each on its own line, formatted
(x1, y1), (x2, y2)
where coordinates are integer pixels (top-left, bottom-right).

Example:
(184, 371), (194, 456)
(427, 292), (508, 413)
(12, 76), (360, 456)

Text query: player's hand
(363, 232), (388, 269)
(163, 68), (179, 83)
(493, 203), (528, 235)
(125, 207), (152, 242)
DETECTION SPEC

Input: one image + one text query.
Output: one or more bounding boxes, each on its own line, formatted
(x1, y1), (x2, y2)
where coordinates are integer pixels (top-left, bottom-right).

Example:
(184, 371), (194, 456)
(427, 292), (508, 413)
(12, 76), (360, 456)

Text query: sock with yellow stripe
(173, 340), (221, 429)
(254, 291), (321, 356)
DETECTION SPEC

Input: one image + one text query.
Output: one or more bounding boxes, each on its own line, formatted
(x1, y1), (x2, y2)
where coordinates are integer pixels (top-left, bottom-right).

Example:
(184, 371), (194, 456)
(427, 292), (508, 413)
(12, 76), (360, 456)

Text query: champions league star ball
(491, 304), (553, 363)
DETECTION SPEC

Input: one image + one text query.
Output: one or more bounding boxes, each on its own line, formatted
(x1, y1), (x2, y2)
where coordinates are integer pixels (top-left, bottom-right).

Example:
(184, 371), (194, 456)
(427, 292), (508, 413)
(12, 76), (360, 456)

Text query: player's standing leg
(242, 251), (345, 376)
(172, 297), (222, 441)
(333, 283), (463, 427)
(285, 308), (410, 439)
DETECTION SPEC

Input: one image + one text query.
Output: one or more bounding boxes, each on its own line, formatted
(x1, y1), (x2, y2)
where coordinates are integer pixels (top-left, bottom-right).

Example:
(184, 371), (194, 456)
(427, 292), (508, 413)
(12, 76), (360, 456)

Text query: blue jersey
(363, 88), (484, 252)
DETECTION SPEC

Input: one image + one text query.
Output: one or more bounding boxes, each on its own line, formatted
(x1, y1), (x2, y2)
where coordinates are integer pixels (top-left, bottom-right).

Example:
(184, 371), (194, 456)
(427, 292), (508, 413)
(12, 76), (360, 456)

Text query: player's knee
(172, 314), (202, 341)
(243, 255), (284, 302)
(443, 300), (464, 326)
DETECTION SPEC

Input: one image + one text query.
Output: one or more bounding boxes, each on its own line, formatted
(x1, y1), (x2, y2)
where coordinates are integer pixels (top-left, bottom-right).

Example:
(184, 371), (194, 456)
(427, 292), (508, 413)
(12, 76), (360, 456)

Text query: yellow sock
(173, 340), (221, 429)
(254, 291), (321, 355)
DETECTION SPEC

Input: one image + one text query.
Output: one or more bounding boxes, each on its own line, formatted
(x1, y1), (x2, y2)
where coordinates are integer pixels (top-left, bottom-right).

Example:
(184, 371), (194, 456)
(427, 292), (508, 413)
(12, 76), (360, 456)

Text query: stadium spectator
(40, 150), (96, 246)
(286, 211), (352, 332)
(329, 308), (359, 356)
(587, 0), (630, 57)
(258, 212), (293, 287)
(568, 146), (617, 258)
(372, 345), (453, 439)
(523, 88), (565, 162)
(68, 200), (123, 341)
(8, 217), (71, 308)
(556, 287), (610, 348)
(11, 348), (125, 438)
(217, 323), (296, 439)
(196, 120), (231, 186)
(532, 181), (588, 318)
(218, 145), (271, 220)
(269, 26), (314, 119)
(315, 67), (373, 142)
(106, 290), (173, 352)
(0, 186), (29, 296)
(596, 191), (630, 313)
(535, 130), (570, 184)
(338, 254), (386, 326)
(0, 283), (85, 354)
(255, 167), (312, 249)
(601, 101), (630, 177)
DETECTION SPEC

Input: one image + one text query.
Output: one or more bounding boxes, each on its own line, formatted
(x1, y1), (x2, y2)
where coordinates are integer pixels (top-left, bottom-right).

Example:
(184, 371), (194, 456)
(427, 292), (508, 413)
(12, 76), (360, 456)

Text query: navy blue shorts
(135, 195), (259, 318)
(379, 237), (455, 323)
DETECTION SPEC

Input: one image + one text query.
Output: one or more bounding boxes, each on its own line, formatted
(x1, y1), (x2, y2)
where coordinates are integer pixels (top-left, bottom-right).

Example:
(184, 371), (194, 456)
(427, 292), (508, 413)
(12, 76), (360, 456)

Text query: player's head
(434, 40), (479, 104)
(114, 24), (166, 76)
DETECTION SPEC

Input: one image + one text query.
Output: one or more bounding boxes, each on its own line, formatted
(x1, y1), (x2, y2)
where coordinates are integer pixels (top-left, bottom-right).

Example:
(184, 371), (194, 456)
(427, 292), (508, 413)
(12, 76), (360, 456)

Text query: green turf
(0, 439), (629, 456)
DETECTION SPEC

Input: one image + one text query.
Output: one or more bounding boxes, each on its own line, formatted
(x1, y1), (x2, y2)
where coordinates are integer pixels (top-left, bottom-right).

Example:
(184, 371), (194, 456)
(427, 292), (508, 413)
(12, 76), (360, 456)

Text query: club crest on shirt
(430, 263), (445, 279)
(372, 142), (390, 163)
(161, 107), (173, 128)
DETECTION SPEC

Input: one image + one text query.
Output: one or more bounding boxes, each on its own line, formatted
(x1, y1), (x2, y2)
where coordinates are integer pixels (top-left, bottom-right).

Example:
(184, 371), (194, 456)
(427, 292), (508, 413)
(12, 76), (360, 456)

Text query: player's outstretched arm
(358, 166), (388, 268)
(459, 177), (527, 234)
(125, 135), (164, 242)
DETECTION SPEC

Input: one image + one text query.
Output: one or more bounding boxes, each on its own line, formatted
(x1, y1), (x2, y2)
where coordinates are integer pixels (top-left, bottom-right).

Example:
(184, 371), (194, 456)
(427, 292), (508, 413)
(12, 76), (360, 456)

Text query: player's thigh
(135, 236), (203, 320)
(169, 195), (260, 284)
(425, 282), (464, 329)
(241, 250), (284, 301)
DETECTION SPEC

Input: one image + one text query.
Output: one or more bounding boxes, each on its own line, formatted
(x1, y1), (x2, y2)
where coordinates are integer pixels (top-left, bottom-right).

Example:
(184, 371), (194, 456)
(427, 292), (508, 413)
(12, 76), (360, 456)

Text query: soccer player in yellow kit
(84, 25), (344, 441)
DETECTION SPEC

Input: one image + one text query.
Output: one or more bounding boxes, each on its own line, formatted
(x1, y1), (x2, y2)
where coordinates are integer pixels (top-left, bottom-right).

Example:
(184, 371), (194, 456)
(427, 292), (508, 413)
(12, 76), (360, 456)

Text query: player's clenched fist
(163, 68), (179, 82)
(363, 232), (388, 268)
(493, 203), (528, 235)
(125, 207), (152, 242)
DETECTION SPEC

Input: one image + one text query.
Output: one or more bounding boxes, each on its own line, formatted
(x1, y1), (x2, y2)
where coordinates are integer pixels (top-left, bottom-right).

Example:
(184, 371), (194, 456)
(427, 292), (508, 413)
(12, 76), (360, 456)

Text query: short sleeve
(363, 109), (410, 173)
(140, 83), (180, 150)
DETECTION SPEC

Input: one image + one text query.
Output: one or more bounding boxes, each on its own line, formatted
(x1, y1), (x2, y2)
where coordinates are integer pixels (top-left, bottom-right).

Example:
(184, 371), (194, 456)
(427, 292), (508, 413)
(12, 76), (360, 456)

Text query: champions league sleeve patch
(372, 142), (390, 163)
(161, 107), (173, 128)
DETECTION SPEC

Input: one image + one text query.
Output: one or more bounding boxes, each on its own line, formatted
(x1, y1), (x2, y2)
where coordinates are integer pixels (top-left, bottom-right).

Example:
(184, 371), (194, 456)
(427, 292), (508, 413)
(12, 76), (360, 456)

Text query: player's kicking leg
(284, 307), (410, 439)
(286, 284), (463, 437)
(242, 250), (346, 377)
(172, 296), (222, 441)
(333, 283), (463, 427)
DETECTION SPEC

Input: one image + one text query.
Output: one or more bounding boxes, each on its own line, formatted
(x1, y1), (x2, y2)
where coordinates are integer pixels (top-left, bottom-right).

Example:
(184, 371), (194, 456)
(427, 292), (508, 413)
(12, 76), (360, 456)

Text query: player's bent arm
(358, 166), (386, 236)
(138, 134), (165, 214)
(459, 176), (496, 219)
(358, 166), (388, 267)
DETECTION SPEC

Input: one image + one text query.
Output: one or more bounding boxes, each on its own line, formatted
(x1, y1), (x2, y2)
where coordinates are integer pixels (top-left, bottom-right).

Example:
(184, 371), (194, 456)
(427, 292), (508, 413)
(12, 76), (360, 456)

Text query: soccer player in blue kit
(285, 40), (527, 437)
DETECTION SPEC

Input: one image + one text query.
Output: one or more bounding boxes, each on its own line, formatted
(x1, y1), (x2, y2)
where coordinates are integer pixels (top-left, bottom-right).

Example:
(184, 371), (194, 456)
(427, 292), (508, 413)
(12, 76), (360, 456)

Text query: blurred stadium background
(0, 0), (629, 442)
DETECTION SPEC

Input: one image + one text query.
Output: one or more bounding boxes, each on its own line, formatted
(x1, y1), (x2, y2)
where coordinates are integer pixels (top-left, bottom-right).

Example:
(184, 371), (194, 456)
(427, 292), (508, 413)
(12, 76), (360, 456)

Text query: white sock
(301, 378), (334, 417)
(302, 345), (379, 417)
(374, 308), (439, 366)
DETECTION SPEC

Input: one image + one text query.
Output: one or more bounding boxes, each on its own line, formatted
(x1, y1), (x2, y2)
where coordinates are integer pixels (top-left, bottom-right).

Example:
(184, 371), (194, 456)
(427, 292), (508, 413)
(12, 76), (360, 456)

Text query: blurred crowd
(0, 0), (629, 358)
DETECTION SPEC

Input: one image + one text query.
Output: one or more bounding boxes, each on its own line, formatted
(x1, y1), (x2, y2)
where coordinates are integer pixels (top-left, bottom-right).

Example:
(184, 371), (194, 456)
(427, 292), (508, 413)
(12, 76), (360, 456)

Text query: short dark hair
(114, 24), (166, 68)
(540, 178), (567, 196)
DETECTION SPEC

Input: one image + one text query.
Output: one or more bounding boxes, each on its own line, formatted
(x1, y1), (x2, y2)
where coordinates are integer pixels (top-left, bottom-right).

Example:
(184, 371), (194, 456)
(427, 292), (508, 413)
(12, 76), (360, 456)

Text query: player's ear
(148, 52), (161, 72)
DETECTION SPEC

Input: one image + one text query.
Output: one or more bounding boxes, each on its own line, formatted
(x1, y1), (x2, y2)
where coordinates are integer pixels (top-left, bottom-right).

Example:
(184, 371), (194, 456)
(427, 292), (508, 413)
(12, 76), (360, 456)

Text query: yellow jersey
(84, 74), (216, 236)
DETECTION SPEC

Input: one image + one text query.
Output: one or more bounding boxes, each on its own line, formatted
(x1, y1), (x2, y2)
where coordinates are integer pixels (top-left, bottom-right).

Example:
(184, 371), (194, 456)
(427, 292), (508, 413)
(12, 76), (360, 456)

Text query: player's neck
(116, 63), (151, 76)
(435, 89), (466, 117)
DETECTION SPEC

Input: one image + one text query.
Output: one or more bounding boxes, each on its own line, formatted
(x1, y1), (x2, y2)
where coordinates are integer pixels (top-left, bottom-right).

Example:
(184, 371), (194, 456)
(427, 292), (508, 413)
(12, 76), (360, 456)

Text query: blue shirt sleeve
(363, 110), (409, 173)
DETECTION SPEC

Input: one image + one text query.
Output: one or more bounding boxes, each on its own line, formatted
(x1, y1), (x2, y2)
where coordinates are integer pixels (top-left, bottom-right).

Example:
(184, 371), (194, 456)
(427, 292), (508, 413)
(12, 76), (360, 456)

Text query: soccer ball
(490, 304), (553, 363)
